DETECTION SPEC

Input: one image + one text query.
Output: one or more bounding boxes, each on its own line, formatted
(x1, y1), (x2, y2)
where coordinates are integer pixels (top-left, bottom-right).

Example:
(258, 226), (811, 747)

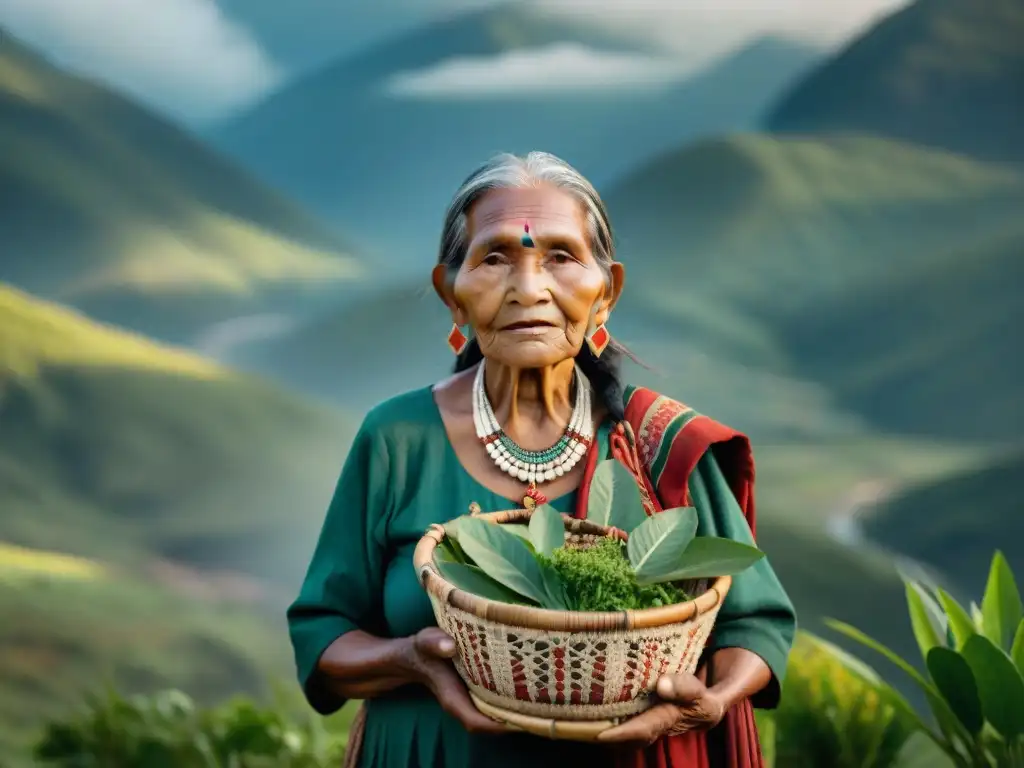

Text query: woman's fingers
(656, 672), (706, 703)
(429, 666), (510, 734)
(414, 627), (458, 659)
(596, 703), (681, 744)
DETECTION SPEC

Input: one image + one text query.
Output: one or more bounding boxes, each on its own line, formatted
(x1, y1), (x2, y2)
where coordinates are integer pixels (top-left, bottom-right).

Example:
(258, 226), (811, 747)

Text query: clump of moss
(541, 538), (689, 612)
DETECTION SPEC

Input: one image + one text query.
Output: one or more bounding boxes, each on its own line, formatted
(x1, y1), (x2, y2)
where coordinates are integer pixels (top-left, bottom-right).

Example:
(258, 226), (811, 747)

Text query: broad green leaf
(528, 504), (565, 557)
(960, 633), (1024, 739)
(970, 601), (985, 632)
(538, 561), (572, 611)
(440, 524), (471, 565)
(981, 551), (1023, 652)
(926, 647), (984, 735)
(587, 459), (648, 533)
(1012, 620), (1024, 676)
(826, 619), (972, 748)
(501, 524), (537, 552)
(457, 517), (551, 605)
(906, 580), (947, 661)
(434, 559), (530, 605)
(937, 589), (977, 650)
(892, 732), (958, 768)
(626, 507), (698, 584)
(636, 536), (764, 586)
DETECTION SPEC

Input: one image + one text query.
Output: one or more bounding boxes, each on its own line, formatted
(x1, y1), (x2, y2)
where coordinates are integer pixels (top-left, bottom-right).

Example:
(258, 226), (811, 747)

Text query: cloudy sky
(0, 0), (910, 123)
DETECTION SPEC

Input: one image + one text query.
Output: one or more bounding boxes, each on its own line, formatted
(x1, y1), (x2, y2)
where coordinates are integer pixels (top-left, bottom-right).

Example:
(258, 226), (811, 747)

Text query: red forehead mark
(521, 221), (535, 248)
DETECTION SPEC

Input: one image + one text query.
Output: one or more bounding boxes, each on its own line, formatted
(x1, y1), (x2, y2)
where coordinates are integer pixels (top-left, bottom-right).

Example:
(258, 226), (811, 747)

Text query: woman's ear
(593, 261), (625, 327)
(431, 263), (467, 326)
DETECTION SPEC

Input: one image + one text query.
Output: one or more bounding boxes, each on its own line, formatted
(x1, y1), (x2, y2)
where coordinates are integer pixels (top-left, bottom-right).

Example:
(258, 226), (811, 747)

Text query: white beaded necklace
(472, 361), (594, 488)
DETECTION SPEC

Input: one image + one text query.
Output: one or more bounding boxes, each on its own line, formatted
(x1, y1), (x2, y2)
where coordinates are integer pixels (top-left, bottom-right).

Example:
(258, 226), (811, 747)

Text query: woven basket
(413, 508), (730, 741)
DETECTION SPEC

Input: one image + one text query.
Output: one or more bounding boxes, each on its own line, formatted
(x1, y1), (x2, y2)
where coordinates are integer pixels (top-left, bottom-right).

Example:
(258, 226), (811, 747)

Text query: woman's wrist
(705, 647), (772, 711)
(318, 631), (422, 690)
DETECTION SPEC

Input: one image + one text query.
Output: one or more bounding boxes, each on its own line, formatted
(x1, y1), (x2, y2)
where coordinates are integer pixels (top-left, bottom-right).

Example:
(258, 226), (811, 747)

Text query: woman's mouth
(501, 320), (556, 333)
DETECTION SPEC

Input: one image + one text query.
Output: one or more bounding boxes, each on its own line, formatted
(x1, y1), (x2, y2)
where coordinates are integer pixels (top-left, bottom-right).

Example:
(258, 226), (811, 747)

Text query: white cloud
(0, 0), (282, 123)
(526, 0), (913, 65)
(384, 43), (689, 98)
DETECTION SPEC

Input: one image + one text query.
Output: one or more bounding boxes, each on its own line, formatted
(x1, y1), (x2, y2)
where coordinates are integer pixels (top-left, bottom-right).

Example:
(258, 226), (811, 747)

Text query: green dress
(287, 387), (795, 768)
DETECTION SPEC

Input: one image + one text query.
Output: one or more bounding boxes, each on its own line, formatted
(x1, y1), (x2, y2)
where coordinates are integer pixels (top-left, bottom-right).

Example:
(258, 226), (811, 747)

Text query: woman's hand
(596, 670), (726, 746)
(402, 627), (511, 736)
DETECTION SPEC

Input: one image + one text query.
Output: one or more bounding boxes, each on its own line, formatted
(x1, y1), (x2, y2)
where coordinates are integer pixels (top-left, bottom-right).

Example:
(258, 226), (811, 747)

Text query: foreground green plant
(437, 459), (764, 611)
(766, 632), (917, 768)
(33, 689), (346, 767)
(825, 551), (1024, 768)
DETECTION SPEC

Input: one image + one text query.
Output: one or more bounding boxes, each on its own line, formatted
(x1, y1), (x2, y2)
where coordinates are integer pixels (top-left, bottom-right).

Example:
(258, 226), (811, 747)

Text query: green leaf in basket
(587, 459), (647, 533)
(538, 560), (572, 611)
(528, 504), (565, 557)
(980, 551), (1023, 652)
(434, 558), (531, 605)
(502, 524), (537, 552)
(626, 507), (698, 584)
(456, 516), (551, 606)
(960, 633), (1024, 739)
(925, 646), (983, 735)
(437, 532), (470, 564)
(635, 535), (763, 586)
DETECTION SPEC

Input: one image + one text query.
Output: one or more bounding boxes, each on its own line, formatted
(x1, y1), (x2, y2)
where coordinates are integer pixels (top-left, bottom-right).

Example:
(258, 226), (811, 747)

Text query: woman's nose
(507, 262), (552, 305)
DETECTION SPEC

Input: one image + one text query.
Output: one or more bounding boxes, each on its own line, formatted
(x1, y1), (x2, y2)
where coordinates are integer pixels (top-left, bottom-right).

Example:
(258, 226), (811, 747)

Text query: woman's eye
(549, 251), (574, 264)
(482, 252), (504, 266)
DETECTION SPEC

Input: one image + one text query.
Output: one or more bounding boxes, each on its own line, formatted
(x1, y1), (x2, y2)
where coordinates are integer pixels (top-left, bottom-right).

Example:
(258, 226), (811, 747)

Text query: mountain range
(212, 3), (819, 265)
(766, 0), (1024, 164)
(2, 0), (1022, 756)
(0, 27), (362, 345)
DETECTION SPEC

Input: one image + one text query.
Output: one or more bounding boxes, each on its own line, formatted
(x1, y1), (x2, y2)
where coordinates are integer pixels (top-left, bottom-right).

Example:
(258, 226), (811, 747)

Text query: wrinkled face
(435, 184), (623, 369)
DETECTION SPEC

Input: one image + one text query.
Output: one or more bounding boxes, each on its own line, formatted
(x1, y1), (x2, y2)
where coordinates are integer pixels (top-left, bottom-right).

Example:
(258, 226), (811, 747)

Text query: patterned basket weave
(413, 508), (730, 727)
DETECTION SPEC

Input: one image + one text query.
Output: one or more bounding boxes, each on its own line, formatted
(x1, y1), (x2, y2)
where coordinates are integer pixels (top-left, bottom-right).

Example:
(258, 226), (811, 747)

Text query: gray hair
(438, 152), (615, 278)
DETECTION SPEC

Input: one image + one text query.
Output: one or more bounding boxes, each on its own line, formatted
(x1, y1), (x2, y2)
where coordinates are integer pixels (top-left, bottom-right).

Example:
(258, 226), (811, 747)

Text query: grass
(0, 29), (363, 341)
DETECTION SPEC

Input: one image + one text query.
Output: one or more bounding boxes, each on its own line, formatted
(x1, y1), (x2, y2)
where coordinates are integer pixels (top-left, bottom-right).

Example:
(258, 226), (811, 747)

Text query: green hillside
(602, 133), (1024, 440)
(0, 283), (364, 755)
(781, 223), (1024, 441)
(213, 1), (817, 264)
(0, 549), (290, 757)
(0, 29), (362, 343)
(765, 0), (1024, 164)
(859, 449), (1024, 596)
(0, 282), (354, 588)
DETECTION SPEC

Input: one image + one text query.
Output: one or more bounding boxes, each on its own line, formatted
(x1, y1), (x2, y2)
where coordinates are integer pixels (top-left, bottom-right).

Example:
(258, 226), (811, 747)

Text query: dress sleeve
(286, 419), (391, 715)
(689, 451), (797, 709)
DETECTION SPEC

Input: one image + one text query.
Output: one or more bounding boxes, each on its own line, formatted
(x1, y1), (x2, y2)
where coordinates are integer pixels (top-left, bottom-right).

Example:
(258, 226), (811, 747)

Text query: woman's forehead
(468, 186), (585, 238)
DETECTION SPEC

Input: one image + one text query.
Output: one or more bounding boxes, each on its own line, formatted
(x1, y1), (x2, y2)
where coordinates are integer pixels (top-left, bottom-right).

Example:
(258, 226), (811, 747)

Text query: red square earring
(586, 324), (610, 357)
(447, 323), (469, 355)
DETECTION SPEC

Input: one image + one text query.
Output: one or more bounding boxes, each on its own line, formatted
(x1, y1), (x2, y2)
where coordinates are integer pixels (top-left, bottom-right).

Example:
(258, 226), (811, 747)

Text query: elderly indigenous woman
(288, 152), (796, 768)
